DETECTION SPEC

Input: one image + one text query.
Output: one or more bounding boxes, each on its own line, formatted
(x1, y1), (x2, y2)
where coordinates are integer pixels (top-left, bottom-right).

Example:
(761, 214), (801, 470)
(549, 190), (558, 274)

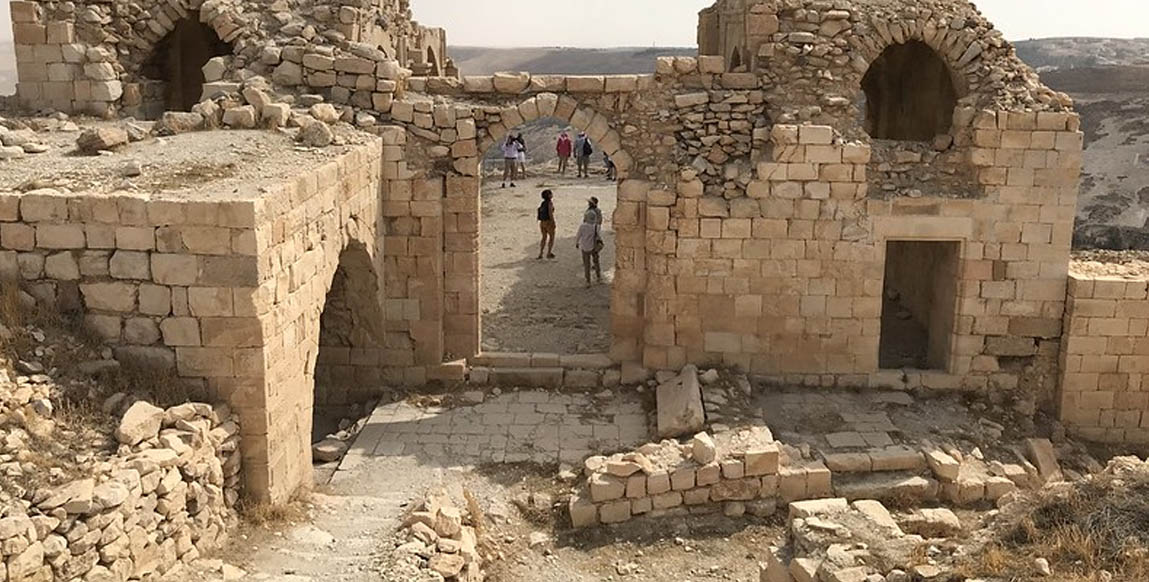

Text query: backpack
(537, 200), (551, 221)
(582, 139), (593, 157)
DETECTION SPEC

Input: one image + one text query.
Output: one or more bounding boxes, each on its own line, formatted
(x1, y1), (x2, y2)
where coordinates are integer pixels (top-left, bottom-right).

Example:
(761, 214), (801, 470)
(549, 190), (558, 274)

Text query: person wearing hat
(575, 197), (604, 287)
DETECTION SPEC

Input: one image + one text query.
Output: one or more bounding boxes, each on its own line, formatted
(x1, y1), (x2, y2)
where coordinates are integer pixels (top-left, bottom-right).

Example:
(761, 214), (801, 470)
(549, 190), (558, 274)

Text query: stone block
(489, 367), (563, 388)
(788, 497), (848, 519)
(568, 494), (597, 528)
(670, 467), (695, 491)
(598, 500), (630, 524)
(589, 473), (625, 502)
(745, 444), (780, 476)
(656, 367), (704, 438)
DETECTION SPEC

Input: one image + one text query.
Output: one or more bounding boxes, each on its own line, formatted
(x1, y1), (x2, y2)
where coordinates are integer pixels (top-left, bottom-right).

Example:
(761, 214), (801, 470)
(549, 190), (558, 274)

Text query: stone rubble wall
(569, 430), (1031, 529)
(5, 401), (240, 582)
(1059, 274), (1149, 444)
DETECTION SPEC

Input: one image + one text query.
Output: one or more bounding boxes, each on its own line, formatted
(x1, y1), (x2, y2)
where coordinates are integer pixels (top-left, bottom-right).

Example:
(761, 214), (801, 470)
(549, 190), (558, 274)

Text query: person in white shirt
(501, 136), (519, 188)
(575, 197), (604, 287)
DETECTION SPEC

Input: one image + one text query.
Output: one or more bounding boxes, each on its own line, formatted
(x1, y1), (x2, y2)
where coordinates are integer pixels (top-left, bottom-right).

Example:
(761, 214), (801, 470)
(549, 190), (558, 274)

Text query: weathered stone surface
(76, 127), (127, 153)
(116, 401), (164, 445)
(657, 366), (704, 438)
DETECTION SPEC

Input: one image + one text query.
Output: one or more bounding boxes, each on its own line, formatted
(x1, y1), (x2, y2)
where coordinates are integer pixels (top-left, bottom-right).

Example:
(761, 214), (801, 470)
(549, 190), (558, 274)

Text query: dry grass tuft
(238, 493), (311, 528)
(961, 471), (1149, 581)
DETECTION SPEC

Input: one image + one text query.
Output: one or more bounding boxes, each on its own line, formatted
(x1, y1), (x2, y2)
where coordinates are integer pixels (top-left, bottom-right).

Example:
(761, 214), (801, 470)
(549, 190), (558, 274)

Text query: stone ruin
(2, 0), (1147, 532)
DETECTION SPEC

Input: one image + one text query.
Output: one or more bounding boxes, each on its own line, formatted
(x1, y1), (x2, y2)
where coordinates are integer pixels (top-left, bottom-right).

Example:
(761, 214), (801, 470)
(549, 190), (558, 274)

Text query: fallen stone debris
(0, 317), (241, 582)
(382, 489), (483, 582)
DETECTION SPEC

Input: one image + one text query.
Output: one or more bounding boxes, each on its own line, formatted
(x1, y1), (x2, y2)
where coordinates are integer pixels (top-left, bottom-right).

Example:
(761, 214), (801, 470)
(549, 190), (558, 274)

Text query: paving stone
(825, 432), (867, 448)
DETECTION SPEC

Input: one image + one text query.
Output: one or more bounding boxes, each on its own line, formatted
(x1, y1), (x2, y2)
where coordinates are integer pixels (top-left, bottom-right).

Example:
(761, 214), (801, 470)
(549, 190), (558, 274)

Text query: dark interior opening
(426, 47), (440, 76)
(879, 240), (960, 370)
(313, 245), (386, 445)
(141, 19), (231, 111)
(862, 41), (959, 141)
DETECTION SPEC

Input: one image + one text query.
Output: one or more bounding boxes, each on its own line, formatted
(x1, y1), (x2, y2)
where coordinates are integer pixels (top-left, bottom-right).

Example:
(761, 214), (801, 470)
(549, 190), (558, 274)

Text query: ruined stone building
(4, 0), (1146, 506)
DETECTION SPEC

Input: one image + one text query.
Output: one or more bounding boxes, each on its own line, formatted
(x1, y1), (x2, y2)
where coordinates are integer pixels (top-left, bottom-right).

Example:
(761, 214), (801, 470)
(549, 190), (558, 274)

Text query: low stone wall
(1059, 273), (1149, 443)
(7, 400), (241, 581)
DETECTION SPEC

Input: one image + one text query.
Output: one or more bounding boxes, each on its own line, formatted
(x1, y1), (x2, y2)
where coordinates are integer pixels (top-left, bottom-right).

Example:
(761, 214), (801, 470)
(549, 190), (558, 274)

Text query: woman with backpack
(575, 197), (604, 287)
(537, 189), (556, 260)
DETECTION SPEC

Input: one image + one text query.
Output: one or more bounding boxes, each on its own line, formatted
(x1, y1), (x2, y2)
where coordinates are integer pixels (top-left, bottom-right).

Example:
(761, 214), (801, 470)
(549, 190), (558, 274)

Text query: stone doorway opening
(314, 243), (387, 444)
(142, 18), (231, 112)
(861, 41), (959, 141)
(479, 118), (618, 355)
(879, 240), (960, 370)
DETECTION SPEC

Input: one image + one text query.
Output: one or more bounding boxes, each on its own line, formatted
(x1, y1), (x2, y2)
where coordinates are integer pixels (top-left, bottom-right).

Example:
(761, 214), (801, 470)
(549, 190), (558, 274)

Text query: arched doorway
(476, 104), (625, 356)
(861, 41), (959, 141)
(142, 18), (231, 111)
(313, 243), (386, 446)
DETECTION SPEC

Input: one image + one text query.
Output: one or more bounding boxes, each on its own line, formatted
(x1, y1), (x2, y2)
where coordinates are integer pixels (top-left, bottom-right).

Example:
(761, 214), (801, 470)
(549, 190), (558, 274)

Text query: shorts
(539, 220), (556, 236)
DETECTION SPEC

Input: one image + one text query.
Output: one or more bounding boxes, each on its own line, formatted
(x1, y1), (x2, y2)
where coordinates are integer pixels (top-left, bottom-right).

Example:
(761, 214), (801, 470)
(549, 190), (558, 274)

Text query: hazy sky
(1, 0), (1145, 46)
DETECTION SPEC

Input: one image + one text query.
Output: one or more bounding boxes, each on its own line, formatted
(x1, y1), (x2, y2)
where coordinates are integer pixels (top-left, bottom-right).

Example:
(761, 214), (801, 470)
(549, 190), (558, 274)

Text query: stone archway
(141, 17), (232, 111)
(447, 93), (640, 362)
(861, 40), (960, 141)
(426, 47), (440, 76)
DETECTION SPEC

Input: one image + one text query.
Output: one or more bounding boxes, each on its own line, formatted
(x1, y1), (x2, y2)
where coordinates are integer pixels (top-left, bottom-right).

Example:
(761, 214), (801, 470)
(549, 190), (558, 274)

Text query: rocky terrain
(449, 47), (695, 76)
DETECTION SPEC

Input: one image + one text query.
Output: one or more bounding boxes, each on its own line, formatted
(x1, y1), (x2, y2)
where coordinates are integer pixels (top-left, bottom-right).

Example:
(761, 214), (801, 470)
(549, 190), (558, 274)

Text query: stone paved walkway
(336, 390), (651, 475)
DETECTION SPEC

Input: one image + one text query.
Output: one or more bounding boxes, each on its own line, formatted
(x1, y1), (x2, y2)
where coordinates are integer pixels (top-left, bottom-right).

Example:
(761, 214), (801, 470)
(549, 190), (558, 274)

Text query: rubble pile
(761, 497), (967, 581)
(0, 319), (241, 581)
(383, 488), (483, 582)
(0, 114), (77, 160)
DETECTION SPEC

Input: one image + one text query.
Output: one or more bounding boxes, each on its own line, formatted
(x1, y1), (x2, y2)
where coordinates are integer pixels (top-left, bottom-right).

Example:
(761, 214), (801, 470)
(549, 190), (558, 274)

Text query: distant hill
(1014, 38), (1149, 71)
(450, 46), (695, 76)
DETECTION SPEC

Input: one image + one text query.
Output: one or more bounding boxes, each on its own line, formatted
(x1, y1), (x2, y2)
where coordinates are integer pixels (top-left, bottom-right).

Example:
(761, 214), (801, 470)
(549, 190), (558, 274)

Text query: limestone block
(656, 367), (705, 438)
(745, 444), (780, 476)
(711, 478), (760, 501)
(492, 72), (529, 94)
(569, 493), (597, 528)
(683, 487), (710, 505)
(646, 471), (670, 495)
(599, 500), (631, 523)
(670, 467), (695, 491)
(651, 492), (682, 509)
(566, 76), (605, 93)
(116, 401), (163, 445)
(589, 473), (625, 502)
(81, 282), (136, 312)
(43, 251), (79, 280)
(924, 449), (960, 482)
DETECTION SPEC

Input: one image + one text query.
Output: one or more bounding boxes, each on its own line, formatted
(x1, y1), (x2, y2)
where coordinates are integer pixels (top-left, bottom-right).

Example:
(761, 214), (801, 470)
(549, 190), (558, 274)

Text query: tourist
(537, 189), (556, 260)
(556, 131), (573, 175)
(575, 132), (593, 178)
(501, 135), (518, 188)
(515, 133), (527, 177)
(604, 153), (617, 182)
(575, 197), (604, 287)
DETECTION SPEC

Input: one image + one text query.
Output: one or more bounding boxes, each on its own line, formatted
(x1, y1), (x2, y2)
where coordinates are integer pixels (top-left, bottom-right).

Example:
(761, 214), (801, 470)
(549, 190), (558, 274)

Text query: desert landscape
(2, 1), (1149, 582)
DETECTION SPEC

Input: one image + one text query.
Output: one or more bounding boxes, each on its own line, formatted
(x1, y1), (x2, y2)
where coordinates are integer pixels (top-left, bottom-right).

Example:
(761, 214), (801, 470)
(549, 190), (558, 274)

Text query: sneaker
(511, 182), (517, 187)
(547, 253), (555, 259)
(501, 183), (506, 188)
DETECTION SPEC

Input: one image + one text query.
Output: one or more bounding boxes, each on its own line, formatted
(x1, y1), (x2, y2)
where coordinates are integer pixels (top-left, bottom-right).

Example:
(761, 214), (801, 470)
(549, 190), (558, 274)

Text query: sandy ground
(480, 174), (618, 354)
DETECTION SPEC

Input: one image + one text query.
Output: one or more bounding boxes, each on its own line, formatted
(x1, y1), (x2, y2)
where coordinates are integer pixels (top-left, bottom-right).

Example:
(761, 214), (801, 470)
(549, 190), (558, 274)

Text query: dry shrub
(965, 472), (1149, 581)
(238, 493), (310, 528)
(464, 488), (485, 539)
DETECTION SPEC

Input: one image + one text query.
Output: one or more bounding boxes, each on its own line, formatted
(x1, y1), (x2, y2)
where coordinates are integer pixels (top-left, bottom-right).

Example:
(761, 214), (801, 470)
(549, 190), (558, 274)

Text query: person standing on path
(536, 189), (557, 260)
(575, 132), (593, 178)
(556, 131), (573, 176)
(515, 133), (528, 178)
(501, 135), (518, 188)
(575, 197), (604, 287)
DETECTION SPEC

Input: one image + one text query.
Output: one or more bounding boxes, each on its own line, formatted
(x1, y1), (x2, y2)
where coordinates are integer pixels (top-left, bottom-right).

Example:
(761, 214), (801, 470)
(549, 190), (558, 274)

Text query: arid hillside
(450, 46), (695, 75)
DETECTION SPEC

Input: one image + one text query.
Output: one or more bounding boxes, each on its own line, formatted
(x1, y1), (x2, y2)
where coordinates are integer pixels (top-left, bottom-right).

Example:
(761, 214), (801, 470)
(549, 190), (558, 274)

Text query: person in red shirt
(556, 131), (573, 176)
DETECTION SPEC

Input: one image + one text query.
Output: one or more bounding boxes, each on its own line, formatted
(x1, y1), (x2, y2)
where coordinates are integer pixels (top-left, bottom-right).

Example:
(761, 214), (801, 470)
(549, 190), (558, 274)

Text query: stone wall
(1059, 273), (1149, 444)
(0, 137), (384, 503)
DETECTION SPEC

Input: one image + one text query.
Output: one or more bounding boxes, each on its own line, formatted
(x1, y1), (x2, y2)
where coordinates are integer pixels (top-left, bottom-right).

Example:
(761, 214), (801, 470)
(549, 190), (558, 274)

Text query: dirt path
(480, 174), (618, 354)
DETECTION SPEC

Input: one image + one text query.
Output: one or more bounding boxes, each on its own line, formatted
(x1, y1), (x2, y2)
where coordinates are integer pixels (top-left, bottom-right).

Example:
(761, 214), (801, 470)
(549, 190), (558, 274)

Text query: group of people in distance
(536, 190), (605, 288)
(500, 129), (616, 188)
